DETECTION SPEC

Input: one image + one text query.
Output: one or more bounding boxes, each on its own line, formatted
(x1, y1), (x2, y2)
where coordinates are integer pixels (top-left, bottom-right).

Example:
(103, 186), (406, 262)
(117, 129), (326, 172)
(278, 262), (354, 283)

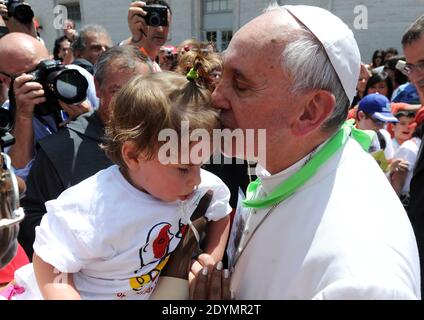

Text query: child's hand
(390, 158), (409, 173)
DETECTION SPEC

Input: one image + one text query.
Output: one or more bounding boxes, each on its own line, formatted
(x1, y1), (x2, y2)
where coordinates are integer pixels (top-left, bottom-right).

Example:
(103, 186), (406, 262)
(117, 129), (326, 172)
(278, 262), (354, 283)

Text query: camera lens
(56, 77), (78, 99)
(53, 69), (88, 104)
(148, 13), (161, 27)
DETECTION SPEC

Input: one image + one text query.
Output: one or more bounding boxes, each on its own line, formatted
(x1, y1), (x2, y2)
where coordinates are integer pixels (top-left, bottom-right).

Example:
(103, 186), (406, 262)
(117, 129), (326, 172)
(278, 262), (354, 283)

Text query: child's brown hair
(176, 50), (223, 91)
(103, 71), (219, 168)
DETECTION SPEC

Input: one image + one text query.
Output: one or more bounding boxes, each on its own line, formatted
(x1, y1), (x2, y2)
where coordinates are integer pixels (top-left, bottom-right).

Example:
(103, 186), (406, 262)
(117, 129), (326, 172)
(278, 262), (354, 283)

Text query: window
(204, 0), (233, 13)
(206, 31), (217, 44)
(221, 30), (232, 50)
(63, 3), (81, 29)
(203, 30), (232, 52)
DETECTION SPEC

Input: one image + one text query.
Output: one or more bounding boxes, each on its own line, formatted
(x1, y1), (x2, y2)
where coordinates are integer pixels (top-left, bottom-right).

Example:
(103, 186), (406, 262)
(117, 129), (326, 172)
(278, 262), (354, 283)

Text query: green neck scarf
(243, 120), (373, 210)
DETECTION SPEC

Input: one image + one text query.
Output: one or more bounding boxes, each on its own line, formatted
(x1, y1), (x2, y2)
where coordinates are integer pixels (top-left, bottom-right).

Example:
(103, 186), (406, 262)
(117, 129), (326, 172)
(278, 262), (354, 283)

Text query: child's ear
(121, 141), (141, 170)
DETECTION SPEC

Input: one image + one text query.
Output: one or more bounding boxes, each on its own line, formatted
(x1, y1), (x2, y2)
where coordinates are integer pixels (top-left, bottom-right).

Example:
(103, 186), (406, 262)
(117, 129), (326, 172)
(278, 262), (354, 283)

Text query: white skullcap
(283, 5), (361, 104)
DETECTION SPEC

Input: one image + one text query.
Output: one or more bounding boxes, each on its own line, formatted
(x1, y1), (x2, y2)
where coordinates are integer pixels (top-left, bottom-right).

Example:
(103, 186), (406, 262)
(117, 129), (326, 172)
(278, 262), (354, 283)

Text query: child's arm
(203, 215), (231, 262)
(33, 253), (81, 300)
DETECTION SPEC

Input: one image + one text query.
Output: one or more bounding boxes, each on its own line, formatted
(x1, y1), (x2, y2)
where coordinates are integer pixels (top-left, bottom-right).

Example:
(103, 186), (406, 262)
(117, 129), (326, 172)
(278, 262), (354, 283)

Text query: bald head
(0, 33), (49, 77)
(232, 8), (300, 52)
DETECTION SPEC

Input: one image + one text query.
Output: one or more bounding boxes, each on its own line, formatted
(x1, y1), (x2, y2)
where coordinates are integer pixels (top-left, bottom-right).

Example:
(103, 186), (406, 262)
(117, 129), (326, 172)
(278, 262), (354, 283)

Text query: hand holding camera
(128, 1), (168, 45)
(396, 60), (407, 75)
(13, 74), (45, 120)
(0, 2), (7, 19)
(0, 0), (35, 37)
(0, 0), (33, 23)
(11, 60), (89, 119)
(58, 99), (91, 126)
(128, 1), (148, 44)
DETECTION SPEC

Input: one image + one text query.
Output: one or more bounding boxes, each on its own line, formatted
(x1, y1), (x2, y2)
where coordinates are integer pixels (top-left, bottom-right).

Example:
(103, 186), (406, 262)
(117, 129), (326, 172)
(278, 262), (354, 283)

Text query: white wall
(29, 0), (137, 52)
(269, 0), (423, 62)
(332, 0), (423, 63)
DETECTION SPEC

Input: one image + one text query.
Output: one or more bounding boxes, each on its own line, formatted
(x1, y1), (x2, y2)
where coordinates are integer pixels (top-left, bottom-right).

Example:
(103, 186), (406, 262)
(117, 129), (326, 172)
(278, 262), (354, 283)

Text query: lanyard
(243, 120), (373, 210)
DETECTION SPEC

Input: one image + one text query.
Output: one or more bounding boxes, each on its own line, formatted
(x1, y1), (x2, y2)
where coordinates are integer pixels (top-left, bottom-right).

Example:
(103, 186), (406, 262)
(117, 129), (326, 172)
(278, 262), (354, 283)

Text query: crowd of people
(0, 0), (424, 300)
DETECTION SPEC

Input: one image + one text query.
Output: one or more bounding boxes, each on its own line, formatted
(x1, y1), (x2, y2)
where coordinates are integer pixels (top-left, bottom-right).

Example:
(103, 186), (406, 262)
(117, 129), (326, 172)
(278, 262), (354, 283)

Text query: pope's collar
(255, 142), (327, 196)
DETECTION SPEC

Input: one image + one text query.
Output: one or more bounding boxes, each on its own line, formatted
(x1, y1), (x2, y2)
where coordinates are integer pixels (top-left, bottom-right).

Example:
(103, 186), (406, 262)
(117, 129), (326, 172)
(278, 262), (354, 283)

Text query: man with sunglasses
(402, 14), (424, 297)
(0, 33), (96, 181)
(71, 24), (112, 75)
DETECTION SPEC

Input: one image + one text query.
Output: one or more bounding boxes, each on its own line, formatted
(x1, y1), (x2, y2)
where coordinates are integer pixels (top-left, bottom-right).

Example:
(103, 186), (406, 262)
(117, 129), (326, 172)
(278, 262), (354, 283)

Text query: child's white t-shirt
(32, 165), (231, 300)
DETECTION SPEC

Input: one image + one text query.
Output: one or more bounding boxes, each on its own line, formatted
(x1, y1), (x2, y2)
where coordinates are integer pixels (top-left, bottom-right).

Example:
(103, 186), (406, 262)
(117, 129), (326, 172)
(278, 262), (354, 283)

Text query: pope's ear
(291, 90), (336, 136)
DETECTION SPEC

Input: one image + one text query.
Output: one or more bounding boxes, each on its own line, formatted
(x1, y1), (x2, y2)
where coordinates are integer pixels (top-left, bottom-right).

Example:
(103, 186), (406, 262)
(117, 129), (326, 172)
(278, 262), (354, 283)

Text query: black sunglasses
(395, 111), (416, 118)
(0, 71), (15, 80)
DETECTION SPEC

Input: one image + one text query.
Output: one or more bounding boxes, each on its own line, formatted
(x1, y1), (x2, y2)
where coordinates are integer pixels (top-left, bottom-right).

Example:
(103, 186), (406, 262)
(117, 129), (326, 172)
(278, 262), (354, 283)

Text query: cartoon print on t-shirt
(129, 255), (170, 292)
(129, 220), (186, 292)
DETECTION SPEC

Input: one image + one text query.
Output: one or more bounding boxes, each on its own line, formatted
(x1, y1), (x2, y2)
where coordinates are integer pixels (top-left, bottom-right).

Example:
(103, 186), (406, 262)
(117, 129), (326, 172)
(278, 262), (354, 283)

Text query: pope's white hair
(262, 3), (350, 132)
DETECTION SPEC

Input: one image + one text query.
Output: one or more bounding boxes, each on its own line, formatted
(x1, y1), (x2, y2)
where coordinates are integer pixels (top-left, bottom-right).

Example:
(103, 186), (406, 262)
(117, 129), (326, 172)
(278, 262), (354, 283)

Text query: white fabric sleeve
(33, 203), (93, 274)
(205, 182), (232, 222)
(312, 275), (419, 300)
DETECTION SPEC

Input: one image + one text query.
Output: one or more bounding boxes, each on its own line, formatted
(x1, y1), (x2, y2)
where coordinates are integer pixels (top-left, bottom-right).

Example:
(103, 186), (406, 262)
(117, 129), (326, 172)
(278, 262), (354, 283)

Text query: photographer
(123, 0), (172, 71)
(0, 0), (36, 38)
(59, 19), (77, 65)
(0, 33), (97, 181)
(63, 19), (76, 43)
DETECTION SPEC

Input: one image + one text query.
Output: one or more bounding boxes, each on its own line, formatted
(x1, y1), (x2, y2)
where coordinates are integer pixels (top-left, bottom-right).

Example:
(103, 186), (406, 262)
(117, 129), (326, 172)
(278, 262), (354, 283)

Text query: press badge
(226, 187), (251, 270)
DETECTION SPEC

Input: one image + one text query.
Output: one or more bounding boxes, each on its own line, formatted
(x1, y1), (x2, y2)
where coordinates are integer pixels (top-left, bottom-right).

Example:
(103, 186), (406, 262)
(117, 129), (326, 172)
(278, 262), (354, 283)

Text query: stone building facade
(28, 0), (424, 63)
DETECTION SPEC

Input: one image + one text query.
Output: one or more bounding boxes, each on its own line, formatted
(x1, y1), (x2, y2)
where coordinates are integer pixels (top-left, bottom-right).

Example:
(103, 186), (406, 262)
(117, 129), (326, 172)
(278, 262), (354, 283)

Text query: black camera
(163, 48), (173, 58)
(4, 0), (34, 24)
(144, 4), (168, 27)
(0, 26), (9, 39)
(0, 108), (14, 149)
(27, 60), (88, 116)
